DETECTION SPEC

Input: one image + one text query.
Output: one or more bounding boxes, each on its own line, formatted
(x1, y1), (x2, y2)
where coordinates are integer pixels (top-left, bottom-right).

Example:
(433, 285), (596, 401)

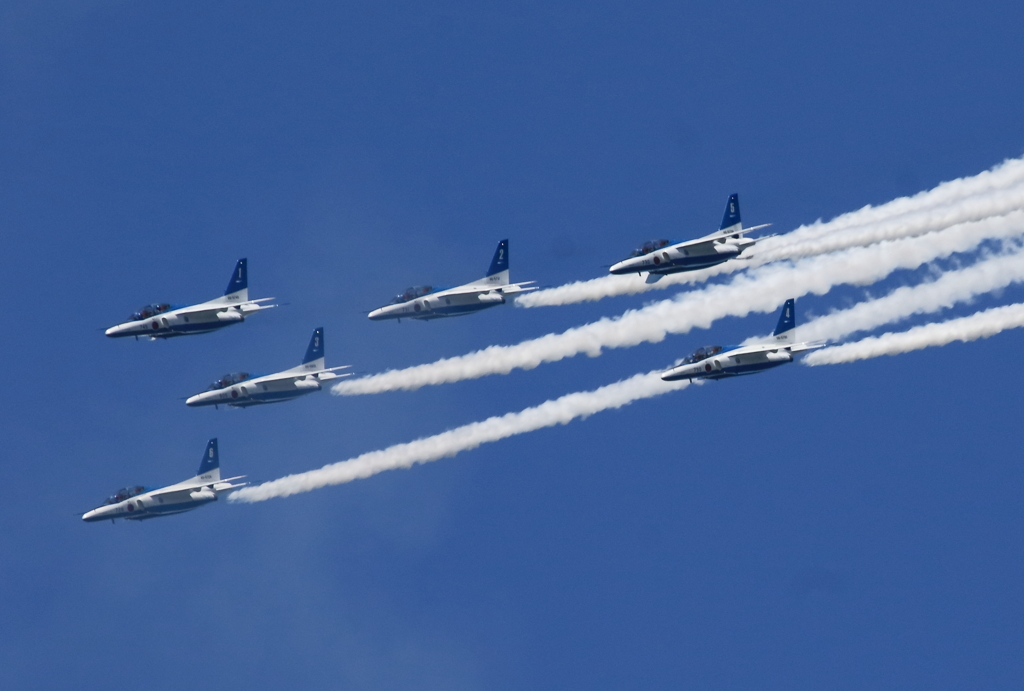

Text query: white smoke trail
(233, 371), (688, 502)
(804, 302), (1024, 365)
(335, 211), (1024, 396)
(519, 156), (1024, 308)
(735, 243), (1024, 344)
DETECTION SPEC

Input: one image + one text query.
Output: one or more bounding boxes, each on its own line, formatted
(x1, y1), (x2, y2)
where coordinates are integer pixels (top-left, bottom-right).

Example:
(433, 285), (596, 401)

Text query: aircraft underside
(124, 504), (201, 520)
(648, 254), (732, 274)
(406, 302), (502, 320)
(109, 319), (232, 339)
(228, 391), (310, 407)
(703, 360), (788, 378)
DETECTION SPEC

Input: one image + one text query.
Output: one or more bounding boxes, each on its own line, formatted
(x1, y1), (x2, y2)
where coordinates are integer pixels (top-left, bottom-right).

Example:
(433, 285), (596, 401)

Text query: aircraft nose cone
(82, 508), (103, 522)
(608, 260), (633, 275)
(185, 394), (200, 407)
(105, 323), (135, 338)
(661, 367), (691, 382)
(367, 308), (385, 321)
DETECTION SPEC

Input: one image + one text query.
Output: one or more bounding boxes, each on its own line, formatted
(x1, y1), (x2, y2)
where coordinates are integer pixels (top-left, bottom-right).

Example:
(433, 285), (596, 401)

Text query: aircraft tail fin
(302, 327), (325, 370)
(772, 298), (797, 345)
(478, 239), (510, 285)
(195, 438), (221, 482)
(224, 259), (249, 302)
(719, 193), (742, 234)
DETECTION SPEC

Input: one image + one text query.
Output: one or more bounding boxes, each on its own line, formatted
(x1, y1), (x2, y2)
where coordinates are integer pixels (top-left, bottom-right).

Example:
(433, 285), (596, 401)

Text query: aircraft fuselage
(609, 237), (755, 276)
(661, 347), (793, 381)
(105, 306), (245, 339)
(186, 377), (322, 408)
(82, 488), (217, 522)
(368, 290), (506, 321)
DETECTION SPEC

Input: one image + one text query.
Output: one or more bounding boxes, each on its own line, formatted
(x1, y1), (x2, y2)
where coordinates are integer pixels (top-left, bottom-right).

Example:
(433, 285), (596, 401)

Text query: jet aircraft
(105, 258), (276, 339)
(609, 194), (770, 282)
(82, 439), (246, 522)
(368, 240), (536, 321)
(186, 327), (351, 408)
(661, 299), (823, 381)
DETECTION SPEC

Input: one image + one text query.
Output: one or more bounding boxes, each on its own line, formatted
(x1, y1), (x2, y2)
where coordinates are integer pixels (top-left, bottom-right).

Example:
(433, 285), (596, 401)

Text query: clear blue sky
(2, 2), (1023, 689)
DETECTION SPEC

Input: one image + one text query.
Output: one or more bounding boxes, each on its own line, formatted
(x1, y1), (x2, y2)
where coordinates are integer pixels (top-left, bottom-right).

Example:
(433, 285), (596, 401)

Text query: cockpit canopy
(391, 286), (435, 304)
(105, 486), (147, 505)
(628, 239), (672, 258)
(681, 345), (723, 364)
(130, 303), (171, 321)
(207, 372), (251, 390)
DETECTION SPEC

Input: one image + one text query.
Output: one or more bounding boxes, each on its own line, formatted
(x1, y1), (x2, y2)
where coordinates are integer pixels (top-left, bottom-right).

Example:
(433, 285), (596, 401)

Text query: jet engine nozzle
(189, 488), (217, 502)
(294, 378), (322, 390)
(714, 242), (741, 256)
(765, 350), (793, 363)
(216, 310), (244, 322)
(477, 292), (506, 304)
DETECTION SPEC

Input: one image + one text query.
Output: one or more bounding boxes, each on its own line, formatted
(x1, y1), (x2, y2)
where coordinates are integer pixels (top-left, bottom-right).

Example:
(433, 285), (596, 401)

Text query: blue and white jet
(661, 299), (824, 381)
(185, 327), (351, 408)
(105, 258), (276, 339)
(609, 194), (770, 282)
(82, 439), (246, 523)
(368, 240), (536, 321)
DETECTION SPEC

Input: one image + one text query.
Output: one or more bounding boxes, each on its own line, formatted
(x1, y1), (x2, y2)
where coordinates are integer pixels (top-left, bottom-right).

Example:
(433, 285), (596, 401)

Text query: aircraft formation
(86, 193), (810, 522)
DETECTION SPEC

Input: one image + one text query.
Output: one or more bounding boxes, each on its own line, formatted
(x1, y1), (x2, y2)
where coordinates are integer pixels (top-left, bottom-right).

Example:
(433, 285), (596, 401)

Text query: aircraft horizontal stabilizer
(690, 222), (772, 245)
(788, 341), (827, 353)
(315, 371), (352, 382)
(498, 283), (539, 295)
(239, 301), (277, 313)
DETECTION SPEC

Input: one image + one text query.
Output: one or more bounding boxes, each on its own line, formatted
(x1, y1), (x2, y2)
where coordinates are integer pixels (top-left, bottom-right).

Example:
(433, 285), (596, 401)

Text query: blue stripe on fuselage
(228, 388), (317, 407)
(405, 301), (503, 320)
(648, 254), (731, 274)
(701, 360), (789, 378)
(122, 498), (214, 520)
(109, 320), (235, 338)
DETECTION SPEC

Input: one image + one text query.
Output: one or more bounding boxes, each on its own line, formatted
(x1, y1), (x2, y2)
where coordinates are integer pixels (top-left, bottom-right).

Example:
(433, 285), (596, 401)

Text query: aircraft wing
(432, 285), (496, 297)
(173, 299), (277, 318)
(726, 341), (825, 357)
(252, 366), (353, 384)
(147, 486), (198, 499)
(717, 343), (776, 358)
(149, 474), (248, 497)
(433, 281), (538, 298)
(670, 223), (772, 252)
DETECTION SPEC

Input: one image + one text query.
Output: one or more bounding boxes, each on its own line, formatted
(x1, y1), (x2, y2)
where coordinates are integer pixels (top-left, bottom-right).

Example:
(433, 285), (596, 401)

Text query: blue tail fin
(303, 327), (324, 365)
(773, 299), (796, 342)
(197, 438), (219, 476)
(719, 194), (741, 231)
(487, 240), (509, 277)
(224, 259), (247, 296)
